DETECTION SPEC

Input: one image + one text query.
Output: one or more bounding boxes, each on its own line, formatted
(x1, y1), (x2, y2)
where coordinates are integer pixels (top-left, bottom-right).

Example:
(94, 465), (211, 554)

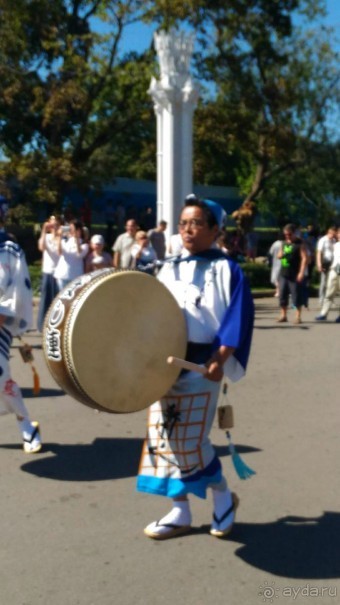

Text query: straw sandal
(144, 520), (191, 540)
(210, 492), (239, 538)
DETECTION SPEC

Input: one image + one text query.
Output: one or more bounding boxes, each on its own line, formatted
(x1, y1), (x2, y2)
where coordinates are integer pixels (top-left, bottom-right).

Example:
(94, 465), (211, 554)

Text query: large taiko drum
(43, 269), (187, 413)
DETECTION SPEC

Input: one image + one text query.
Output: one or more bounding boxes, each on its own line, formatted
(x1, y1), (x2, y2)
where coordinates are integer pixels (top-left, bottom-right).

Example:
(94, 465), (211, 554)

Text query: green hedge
(29, 261), (319, 297)
(29, 263), (42, 296)
(241, 262), (271, 288)
(29, 261), (273, 295)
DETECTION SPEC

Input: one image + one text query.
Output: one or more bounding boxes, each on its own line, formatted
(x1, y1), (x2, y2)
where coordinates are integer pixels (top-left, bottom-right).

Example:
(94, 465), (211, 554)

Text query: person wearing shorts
(277, 224), (308, 324)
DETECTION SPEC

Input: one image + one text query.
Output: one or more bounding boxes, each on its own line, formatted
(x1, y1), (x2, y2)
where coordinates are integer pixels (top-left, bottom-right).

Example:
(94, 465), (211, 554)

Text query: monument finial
(154, 28), (195, 88)
(150, 28), (200, 235)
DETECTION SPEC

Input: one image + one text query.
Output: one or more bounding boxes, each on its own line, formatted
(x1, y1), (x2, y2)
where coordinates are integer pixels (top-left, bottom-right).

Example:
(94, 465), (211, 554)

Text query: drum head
(64, 271), (187, 412)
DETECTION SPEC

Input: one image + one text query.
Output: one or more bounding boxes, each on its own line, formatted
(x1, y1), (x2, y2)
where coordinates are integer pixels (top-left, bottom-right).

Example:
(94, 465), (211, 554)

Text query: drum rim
(62, 269), (187, 412)
(43, 269), (130, 412)
(62, 269), (120, 410)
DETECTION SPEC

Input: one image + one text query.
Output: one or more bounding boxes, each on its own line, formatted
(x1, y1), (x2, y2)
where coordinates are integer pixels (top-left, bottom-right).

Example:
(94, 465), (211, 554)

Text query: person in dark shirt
(277, 224), (308, 324)
(148, 220), (167, 260)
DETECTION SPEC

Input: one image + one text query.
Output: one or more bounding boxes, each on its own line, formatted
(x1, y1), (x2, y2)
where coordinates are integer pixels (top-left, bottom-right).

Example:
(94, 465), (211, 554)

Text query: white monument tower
(149, 29), (200, 236)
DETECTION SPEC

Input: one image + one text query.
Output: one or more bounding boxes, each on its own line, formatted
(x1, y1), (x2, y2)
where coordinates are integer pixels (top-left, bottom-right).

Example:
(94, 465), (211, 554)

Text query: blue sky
(117, 0), (340, 55)
(321, 0), (340, 28)
(114, 0), (339, 137)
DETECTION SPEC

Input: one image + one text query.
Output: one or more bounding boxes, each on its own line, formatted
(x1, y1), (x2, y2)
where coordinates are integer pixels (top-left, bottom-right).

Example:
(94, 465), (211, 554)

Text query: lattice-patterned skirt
(137, 374), (222, 499)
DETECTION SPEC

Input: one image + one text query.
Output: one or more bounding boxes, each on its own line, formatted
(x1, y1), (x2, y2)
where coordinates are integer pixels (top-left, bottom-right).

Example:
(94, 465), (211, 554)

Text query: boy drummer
(137, 197), (254, 539)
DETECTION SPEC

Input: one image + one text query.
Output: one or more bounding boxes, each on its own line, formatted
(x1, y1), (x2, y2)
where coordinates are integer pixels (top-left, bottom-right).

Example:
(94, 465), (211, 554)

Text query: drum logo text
(46, 298), (66, 361)
(45, 327), (62, 362)
(61, 275), (91, 301)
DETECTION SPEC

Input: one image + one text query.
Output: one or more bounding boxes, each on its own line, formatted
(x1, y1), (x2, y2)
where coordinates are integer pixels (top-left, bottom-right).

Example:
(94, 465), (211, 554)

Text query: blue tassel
(226, 431), (256, 480)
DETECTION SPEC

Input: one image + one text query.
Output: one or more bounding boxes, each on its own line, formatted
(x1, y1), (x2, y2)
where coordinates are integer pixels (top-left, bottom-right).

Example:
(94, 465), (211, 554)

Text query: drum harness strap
(166, 251), (224, 370)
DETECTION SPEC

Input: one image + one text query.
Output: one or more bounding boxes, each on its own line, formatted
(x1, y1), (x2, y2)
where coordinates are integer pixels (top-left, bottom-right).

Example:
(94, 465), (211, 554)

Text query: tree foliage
(146, 0), (340, 228)
(0, 0), (156, 205)
(0, 0), (339, 229)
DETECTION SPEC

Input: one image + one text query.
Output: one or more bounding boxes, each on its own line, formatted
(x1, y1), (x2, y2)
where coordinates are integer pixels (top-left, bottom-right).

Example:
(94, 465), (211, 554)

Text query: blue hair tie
(203, 199), (227, 228)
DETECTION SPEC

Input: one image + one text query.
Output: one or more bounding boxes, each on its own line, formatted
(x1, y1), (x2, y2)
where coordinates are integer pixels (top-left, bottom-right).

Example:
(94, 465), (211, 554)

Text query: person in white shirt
(167, 232), (183, 257)
(54, 220), (89, 291)
(85, 234), (112, 273)
(268, 235), (282, 297)
(130, 231), (157, 274)
(112, 219), (138, 269)
(37, 215), (61, 332)
(316, 227), (340, 322)
(316, 226), (337, 306)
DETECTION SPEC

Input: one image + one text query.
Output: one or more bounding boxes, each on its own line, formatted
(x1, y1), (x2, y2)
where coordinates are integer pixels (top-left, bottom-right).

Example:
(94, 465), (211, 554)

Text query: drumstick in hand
(167, 356), (208, 375)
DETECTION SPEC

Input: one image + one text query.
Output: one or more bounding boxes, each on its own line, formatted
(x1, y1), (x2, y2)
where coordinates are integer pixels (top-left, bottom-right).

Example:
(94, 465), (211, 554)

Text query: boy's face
(179, 206), (218, 254)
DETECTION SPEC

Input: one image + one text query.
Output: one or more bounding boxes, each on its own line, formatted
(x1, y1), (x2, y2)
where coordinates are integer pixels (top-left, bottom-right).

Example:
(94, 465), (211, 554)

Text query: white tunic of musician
(137, 249), (254, 499)
(0, 241), (33, 417)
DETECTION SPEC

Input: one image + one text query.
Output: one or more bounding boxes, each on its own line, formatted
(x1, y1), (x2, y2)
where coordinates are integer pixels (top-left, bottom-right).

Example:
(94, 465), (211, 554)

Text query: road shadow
(15, 437), (143, 481)
(254, 306), (277, 314)
(0, 438), (260, 482)
(234, 513), (340, 580)
(12, 342), (43, 350)
(192, 513), (340, 580)
(214, 444), (261, 458)
(20, 387), (64, 398)
(255, 325), (310, 330)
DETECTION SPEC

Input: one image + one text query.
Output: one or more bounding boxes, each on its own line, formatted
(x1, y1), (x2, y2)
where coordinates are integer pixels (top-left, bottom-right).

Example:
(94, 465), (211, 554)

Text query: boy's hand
(205, 345), (236, 382)
(205, 360), (224, 382)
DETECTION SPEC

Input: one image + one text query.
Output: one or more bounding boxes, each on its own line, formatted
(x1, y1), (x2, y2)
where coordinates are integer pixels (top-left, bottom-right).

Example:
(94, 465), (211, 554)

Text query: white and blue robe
(137, 248), (254, 499)
(0, 241), (33, 416)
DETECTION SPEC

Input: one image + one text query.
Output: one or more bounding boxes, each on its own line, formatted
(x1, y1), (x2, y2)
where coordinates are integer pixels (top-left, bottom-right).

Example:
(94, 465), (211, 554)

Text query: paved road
(0, 297), (339, 605)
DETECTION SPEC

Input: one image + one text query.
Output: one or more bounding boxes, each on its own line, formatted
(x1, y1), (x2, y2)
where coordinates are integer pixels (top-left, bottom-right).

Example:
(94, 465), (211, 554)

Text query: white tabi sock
(17, 418), (42, 453)
(210, 478), (239, 535)
(212, 486), (233, 520)
(144, 500), (192, 537)
(158, 501), (192, 527)
(17, 417), (33, 440)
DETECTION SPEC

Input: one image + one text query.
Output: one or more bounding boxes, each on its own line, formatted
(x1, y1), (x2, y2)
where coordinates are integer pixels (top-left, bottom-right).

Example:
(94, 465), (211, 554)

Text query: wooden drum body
(43, 269), (187, 413)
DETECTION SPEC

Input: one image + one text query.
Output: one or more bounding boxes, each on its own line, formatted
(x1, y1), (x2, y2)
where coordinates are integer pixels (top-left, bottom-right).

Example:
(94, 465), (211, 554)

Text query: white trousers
(320, 269), (340, 317)
(0, 352), (29, 418)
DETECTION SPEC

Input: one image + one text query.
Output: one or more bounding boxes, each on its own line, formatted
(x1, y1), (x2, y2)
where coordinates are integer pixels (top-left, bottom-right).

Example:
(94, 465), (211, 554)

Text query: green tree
(0, 0), (156, 207)
(258, 140), (340, 230)
(0, 0), (339, 231)
(146, 0), (340, 230)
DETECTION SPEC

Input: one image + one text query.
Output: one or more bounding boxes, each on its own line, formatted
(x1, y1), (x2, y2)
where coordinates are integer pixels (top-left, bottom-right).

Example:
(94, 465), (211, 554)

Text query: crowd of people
(267, 223), (339, 324)
(36, 204), (340, 332)
(0, 195), (256, 543)
(0, 210), (167, 459)
(36, 215), (168, 333)
(0, 196), (338, 544)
